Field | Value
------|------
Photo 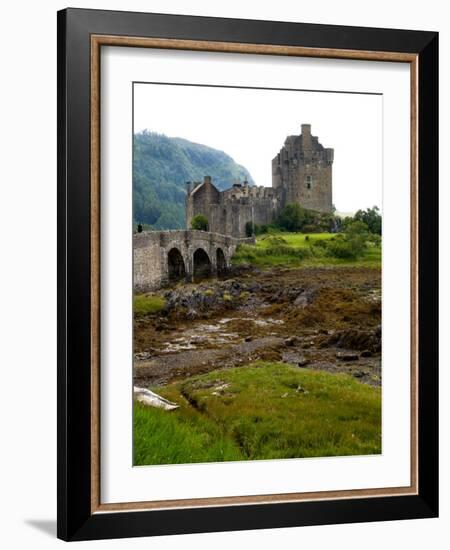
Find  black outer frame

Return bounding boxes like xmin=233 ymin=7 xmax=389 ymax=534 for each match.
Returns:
xmin=57 ymin=8 xmax=439 ymax=542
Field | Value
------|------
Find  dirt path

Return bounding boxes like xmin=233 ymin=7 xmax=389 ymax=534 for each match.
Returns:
xmin=134 ymin=336 xmax=284 ymax=386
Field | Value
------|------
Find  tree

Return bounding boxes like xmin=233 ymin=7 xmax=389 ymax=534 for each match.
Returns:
xmin=191 ymin=214 xmax=209 ymax=231
xmin=354 ymin=206 xmax=382 ymax=235
xmin=276 ymin=204 xmax=309 ymax=232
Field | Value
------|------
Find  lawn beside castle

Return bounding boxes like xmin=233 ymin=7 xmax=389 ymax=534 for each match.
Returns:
xmin=232 ymin=232 xmax=381 ymax=269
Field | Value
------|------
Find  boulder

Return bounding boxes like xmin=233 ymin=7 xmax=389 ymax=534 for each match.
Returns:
xmin=336 ymin=351 xmax=359 ymax=361
xmin=284 ymin=336 xmax=300 ymax=347
xmin=134 ymin=387 xmax=179 ymax=410
xmin=322 ymin=327 xmax=381 ymax=352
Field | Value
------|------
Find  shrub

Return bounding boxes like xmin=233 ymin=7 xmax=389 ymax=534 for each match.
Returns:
xmin=251 ymin=223 xmax=275 ymax=236
xmin=275 ymin=204 xmax=338 ymax=233
xmin=133 ymin=294 xmax=166 ymax=316
xmin=276 ymin=203 xmax=311 ymax=231
xmin=308 ymin=221 xmax=370 ymax=260
xmin=258 ymin=244 xmax=312 ymax=259
xmin=262 ymin=235 xmax=288 ymax=246
xmin=368 ymin=233 xmax=382 ymax=247
xmin=302 ymin=224 xmax=321 ymax=233
xmin=234 ymin=244 xmax=257 ymax=261
xmin=326 ymin=238 xmax=360 ymax=259
xmin=311 ymin=238 xmax=328 ymax=249
xmin=345 ymin=220 xmax=369 ymax=236
xmin=191 ymin=214 xmax=209 ymax=231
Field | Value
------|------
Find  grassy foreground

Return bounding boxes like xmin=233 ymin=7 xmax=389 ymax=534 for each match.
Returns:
xmin=134 ymin=362 xmax=381 ymax=466
xmin=232 ymin=232 xmax=381 ymax=268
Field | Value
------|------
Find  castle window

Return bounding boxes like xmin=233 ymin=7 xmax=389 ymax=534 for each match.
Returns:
xmin=306 ymin=175 xmax=312 ymax=189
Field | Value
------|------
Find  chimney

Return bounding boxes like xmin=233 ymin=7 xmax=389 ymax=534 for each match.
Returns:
xmin=204 ymin=175 xmax=212 ymax=184
xmin=301 ymin=123 xmax=311 ymax=135
xmin=301 ymin=124 xmax=312 ymax=149
xmin=186 ymin=181 xmax=192 ymax=194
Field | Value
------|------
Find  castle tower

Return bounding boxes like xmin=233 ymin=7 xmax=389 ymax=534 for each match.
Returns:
xmin=185 ymin=175 xmax=221 ymax=231
xmin=271 ymin=124 xmax=334 ymax=213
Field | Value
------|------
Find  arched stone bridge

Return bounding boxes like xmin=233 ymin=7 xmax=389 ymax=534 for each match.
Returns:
xmin=134 ymin=230 xmax=255 ymax=292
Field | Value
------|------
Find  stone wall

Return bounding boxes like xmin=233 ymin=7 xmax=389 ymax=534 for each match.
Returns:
xmin=186 ymin=177 xmax=282 ymax=238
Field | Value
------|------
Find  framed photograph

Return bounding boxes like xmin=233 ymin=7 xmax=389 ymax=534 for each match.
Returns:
xmin=57 ymin=8 xmax=438 ymax=541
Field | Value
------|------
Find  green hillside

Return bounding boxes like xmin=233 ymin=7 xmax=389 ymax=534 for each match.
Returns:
xmin=133 ymin=131 xmax=254 ymax=230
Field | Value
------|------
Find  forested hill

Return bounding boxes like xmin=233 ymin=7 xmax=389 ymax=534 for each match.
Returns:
xmin=133 ymin=131 xmax=254 ymax=230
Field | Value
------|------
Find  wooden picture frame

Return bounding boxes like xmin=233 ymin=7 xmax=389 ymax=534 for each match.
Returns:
xmin=57 ymin=8 xmax=438 ymax=541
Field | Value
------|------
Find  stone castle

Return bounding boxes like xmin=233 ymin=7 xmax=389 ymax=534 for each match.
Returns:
xmin=186 ymin=124 xmax=334 ymax=238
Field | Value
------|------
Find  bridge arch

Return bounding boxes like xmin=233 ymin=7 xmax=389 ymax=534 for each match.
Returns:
xmin=134 ymin=230 xmax=255 ymax=292
xmin=193 ymin=248 xmax=212 ymax=280
xmin=216 ymin=247 xmax=227 ymax=275
xmin=167 ymin=247 xmax=186 ymax=282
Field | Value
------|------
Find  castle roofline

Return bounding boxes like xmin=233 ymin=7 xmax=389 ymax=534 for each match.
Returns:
xmin=190 ymin=182 xmax=205 ymax=196
xmin=190 ymin=176 xmax=219 ymax=196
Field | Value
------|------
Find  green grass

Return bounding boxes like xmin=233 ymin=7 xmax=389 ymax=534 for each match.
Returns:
xmin=134 ymin=402 xmax=243 ymax=465
xmin=232 ymin=232 xmax=381 ymax=268
xmin=133 ymin=293 xmax=166 ymax=316
xmin=134 ymin=362 xmax=381 ymax=465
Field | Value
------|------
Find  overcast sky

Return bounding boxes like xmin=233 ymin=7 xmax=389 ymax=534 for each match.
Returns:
xmin=134 ymin=83 xmax=382 ymax=214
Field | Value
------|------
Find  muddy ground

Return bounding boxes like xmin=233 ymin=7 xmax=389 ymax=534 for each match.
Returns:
xmin=134 ymin=265 xmax=381 ymax=388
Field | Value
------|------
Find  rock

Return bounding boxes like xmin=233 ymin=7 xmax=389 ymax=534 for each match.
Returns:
xmin=134 ymin=387 xmax=179 ymax=410
xmin=322 ymin=328 xmax=381 ymax=352
xmin=360 ymin=349 xmax=372 ymax=357
xmin=186 ymin=308 xmax=198 ymax=319
xmin=244 ymin=335 xmax=253 ymax=342
xmin=353 ymin=370 xmax=366 ymax=378
xmin=211 ymin=383 xmax=232 ymax=396
xmin=297 ymin=357 xmax=309 ymax=367
xmin=284 ymin=336 xmax=300 ymax=347
xmin=336 ymin=351 xmax=359 ymax=361
xmin=134 ymin=349 xmax=155 ymax=361
xmin=294 ymin=294 xmax=309 ymax=307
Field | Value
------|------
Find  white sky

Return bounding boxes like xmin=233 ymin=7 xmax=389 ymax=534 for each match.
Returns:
xmin=134 ymin=83 xmax=382 ymax=214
